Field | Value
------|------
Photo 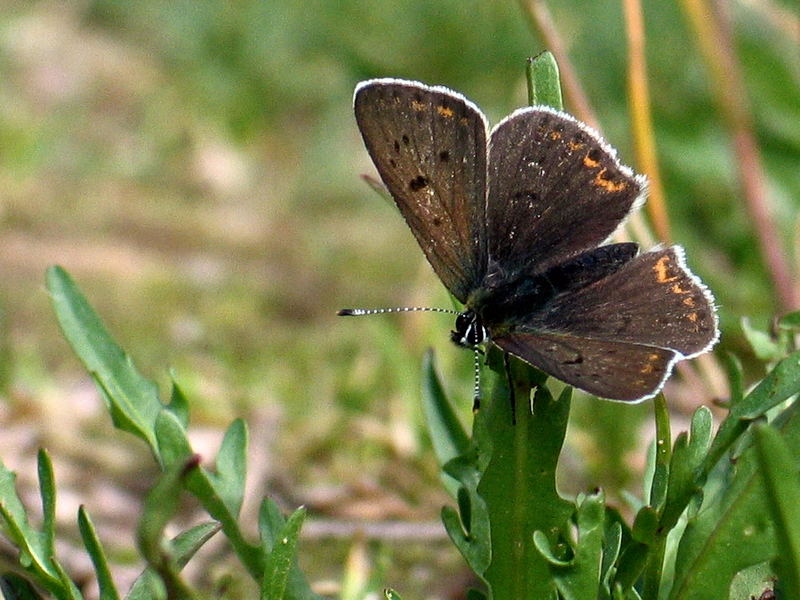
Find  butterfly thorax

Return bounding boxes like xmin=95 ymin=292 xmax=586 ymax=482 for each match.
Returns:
xmin=466 ymin=270 xmax=561 ymax=331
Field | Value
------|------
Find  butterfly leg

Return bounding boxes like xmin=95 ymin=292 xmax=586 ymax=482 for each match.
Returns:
xmin=503 ymin=352 xmax=517 ymax=425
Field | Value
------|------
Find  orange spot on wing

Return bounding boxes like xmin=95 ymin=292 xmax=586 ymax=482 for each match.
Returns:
xmin=593 ymin=168 xmax=627 ymax=192
xmin=687 ymin=312 xmax=698 ymax=322
xmin=436 ymin=105 xmax=454 ymax=118
xmin=671 ymin=283 xmax=690 ymax=294
xmin=683 ymin=297 xmax=696 ymax=307
xmin=569 ymin=140 xmax=585 ymax=151
xmin=411 ymin=100 xmax=425 ymax=111
xmin=583 ymin=155 xmax=600 ymax=168
xmin=654 ymin=256 xmax=679 ymax=283
xmin=640 ymin=353 xmax=662 ymax=374
xmin=549 ymin=130 xmax=562 ymax=140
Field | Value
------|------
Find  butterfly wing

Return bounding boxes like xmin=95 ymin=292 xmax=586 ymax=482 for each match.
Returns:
xmin=496 ymin=333 xmax=677 ymax=401
xmin=484 ymin=107 xmax=646 ymax=285
xmin=354 ymin=79 xmax=490 ymax=303
xmin=491 ymin=246 xmax=718 ymax=401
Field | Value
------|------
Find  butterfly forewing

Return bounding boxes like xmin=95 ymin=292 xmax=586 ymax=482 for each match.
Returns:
xmin=485 ymin=108 xmax=646 ymax=281
xmin=354 ymin=80 xmax=490 ymax=302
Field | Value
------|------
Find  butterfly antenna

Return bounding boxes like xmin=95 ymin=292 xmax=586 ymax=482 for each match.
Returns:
xmin=472 ymin=347 xmax=482 ymax=412
xmin=337 ymin=306 xmax=459 ymax=316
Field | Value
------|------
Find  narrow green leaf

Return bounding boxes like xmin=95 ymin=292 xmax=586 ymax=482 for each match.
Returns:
xmin=46 ymin=266 xmax=163 ymax=451
xmin=631 ymin=506 xmax=659 ymax=545
xmin=649 ymin=394 xmax=671 ymax=510
xmin=261 ymin=508 xmax=306 ymax=600
xmin=209 ymin=419 xmax=248 ymax=518
xmin=753 ymin=425 xmax=800 ymax=599
xmin=421 ymin=350 xmax=470 ymax=498
xmin=383 ymin=589 xmax=402 ymax=600
xmin=51 ymin=560 xmax=84 ymax=600
xmin=36 ymin=450 xmax=56 ymax=556
xmin=78 ymin=507 xmax=121 ymax=600
xmin=661 ymin=407 xmax=713 ymax=530
xmin=257 ymin=499 xmax=324 ymax=600
xmin=526 ymin=51 xmax=564 ymax=109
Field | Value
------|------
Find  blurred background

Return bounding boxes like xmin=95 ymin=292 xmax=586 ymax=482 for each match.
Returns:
xmin=0 ymin=0 xmax=798 ymax=597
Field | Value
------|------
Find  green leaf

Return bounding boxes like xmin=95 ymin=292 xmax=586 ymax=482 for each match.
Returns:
xmin=208 ymin=419 xmax=248 ymax=518
xmin=127 ymin=522 xmax=220 ymax=600
xmin=477 ymin=353 xmax=573 ymax=599
xmin=78 ymin=507 xmax=121 ymax=600
xmin=667 ymin=402 xmax=800 ymax=599
xmin=441 ymin=448 xmax=492 ymax=574
xmin=535 ymin=491 xmax=606 ymax=600
xmin=649 ymin=394 xmax=672 ymax=510
xmin=46 ymin=266 xmax=163 ymax=452
xmin=706 ymin=347 xmax=800 ymax=473
xmin=137 ymin=459 xmax=193 ymax=565
xmin=421 ymin=350 xmax=470 ymax=498
xmin=261 ymin=507 xmax=306 ymax=600
xmin=257 ymin=499 xmax=323 ymax=600
xmin=753 ymin=425 xmax=800 ymax=599
xmin=136 ymin=457 xmax=199 ymax=600
xmin=0 ymin=460 xmax=61 ymax=590
xmin=526 ymin=51 xmax=564 ymax=110
xmin=36 ymin=450 xmax=56 ymax=558
xmin=741 ymin=317 xmax=782 ymax=361
xmin=383 ymin=590 xmax=402 ymax=600
xmin=661 ymin=407 xmax=713 ymax=530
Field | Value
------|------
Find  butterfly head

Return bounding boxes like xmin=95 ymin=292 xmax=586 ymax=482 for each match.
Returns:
xmin=450 ymin=310 xmax=489 ymax=349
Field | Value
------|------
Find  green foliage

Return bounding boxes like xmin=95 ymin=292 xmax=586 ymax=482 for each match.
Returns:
xmin=0 ymin=266 xmax=322 ymax=599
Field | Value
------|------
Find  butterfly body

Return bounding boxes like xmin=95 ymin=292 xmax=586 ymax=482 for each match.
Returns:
xmin=349 ymin=78 xmax=719 ymax=402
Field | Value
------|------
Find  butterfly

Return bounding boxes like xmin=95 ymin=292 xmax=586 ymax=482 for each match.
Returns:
xmin=340 ymin=79 xmax=718 ymax=402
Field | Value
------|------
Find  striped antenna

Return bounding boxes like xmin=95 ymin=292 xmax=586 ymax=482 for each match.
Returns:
xmin=337 ymin=306 xmax=459 ymax=316
xmin=338 ymin=305 xmax=484 ymax=409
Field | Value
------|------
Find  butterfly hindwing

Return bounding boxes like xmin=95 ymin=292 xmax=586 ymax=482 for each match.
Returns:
xmin=354 ymin=79 xmax=490 ymax=302
xmin=491 ymin=246 xmax=718 ymax=399
xmin=485 ymin=108 xmax=646 ymax=281
xmin=494 ymin=333 xmax=677 ymax=401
